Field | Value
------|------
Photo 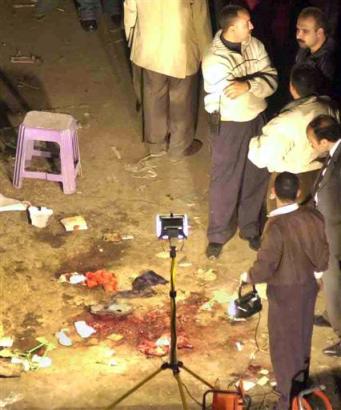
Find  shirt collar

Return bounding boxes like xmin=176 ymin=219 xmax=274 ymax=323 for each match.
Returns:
xmin=269 ymin=203 xmax=299 ymax=218
xmin=329 ymin=139 xmax=341 ymax=157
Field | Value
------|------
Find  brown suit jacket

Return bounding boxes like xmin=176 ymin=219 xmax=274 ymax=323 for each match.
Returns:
xmin=248 ymin=206 xmax=329 ymax=286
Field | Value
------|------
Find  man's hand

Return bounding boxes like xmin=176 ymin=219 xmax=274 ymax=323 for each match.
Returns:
xmin=240 ymin=271 xmax=250 ymax=284
xmin=224 ymin=81 xmax=250 ymax=99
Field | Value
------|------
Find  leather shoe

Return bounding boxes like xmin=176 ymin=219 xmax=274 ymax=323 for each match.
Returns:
xmin=247 ymin=236 xmax=261 ymax=251
xmin=206 ymin=242 xmax=223 ymax=259
xmin=313 ymin=314 xmax=331 ymax=327
xmin=183 ymin=139 xmax=203 ymax=157
xmin=322 ymin=342 xmax=341 ymax=357
xmin=80 ymin=19 xmax=98 ymax=32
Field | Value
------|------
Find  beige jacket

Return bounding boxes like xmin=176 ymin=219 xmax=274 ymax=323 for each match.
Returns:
xmin=124 ymin=0 xmax=212 ymax=79
xmin=202 ymin=31 xmax=278 ymax=122
xmin=248 ymin=96 xmax=340 ymax=174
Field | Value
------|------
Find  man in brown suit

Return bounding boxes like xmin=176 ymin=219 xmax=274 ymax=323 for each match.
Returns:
xmin=240 ymin=172 xmax=329 ymax=410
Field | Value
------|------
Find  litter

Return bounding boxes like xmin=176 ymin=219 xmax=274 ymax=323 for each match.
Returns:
xmin=74 ymin=321 xmax=96 ymax=338
xmin=197 ymin=268 xmax=217 ymax=282
xmin=0 ymin=193 xmax=28 ymax=212
xmin=61 ymin=215 xmax=88 ymax=231
xmin=69 ymin=273 xmax=86 ymax=284
xmin=0 ymin=337 xmax=14 ymax=348
xmin=90 ymin=302 xmax=133 ymax=317
xmin=121 ymin=234 xmax=134 ymax=240
xmin=156 ymin=251 xmax=169 ymax=259
xmin=125 ymin=162 xmax=158 ymax=179
xmin=111 ymin=146 xmax=122 ymax=160
xmin=132 ymin=270 xmax=168 ymax=291
xmin=31 ymin=354 xmax=52 ymax=368
xmin=235 ymin=341 xmax=244 ymax=352
xmin=0 ymin=359 xmax=22 ymax=377
xmin=259 ymin=369 xmax=269 ymax=375
xmin=107 ymin=333 xmax=123 ymax=342
xmin=13 ymin=3 xmax=36 ymax=8
xmin=257 ymin=376 xmax=269 ymax=386
xmin=103 ymin=232 xmax=122 ymax=243
xmin=10 ymin=55 xmax=42 ymax=64
xmin=85 ymin=270 xmax=118 ymax=292
xmin=28 ymin=206 xmax=53 ymax=228
xmin=11 ymin=357 xmax=30 ymax=372
xmin=0 ymin=392 xmax=24 ymax=408
xmin=178 ymin=257 xmax=192 ymax=267
xmin=55 ymin=330 xmax=72 ymax=346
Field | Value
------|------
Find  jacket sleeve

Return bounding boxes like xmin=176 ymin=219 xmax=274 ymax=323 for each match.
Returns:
xmin=124 ymin=0 xmax=137 ymax=46
xmin=248 ymin=221 xmax=283 ymax=284
xmin=247 ymin=40 xmax=278 ymax=99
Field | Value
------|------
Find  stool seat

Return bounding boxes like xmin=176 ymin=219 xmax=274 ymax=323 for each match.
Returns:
xmin=13 ymin=111 xmax=81 ymax=195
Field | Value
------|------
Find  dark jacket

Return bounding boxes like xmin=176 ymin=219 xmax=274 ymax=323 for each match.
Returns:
xmin=248 ymin=206 xmax=329 ymax=286
xmin=296 ymin=37 xmax=336 ymax=84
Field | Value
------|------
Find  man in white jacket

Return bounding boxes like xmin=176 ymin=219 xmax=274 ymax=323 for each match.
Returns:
xmin=202 ymin=4 xmax=277 ymax=258
xmin=124 ymin=0 xmax=212 ymax=160
xmin=248 ymin=64 xmax=339 ymax=202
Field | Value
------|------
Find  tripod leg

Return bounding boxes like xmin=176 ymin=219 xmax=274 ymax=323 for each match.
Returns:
xmin=106 ymin=367 xmax=164 ymax=409
xmin=174 ymin=372 xmax=189 ymax=410
xmin=181 ymin=364 xmax=214 ymax=389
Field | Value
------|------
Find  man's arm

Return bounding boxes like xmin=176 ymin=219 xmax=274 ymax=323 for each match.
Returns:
xmin=247 ymin=40 xmax=278 ymax=99
xmin=248 ymin=222 xmax=283 ymax=284
xmin=124 ymin=0 xmax=137 ymax=46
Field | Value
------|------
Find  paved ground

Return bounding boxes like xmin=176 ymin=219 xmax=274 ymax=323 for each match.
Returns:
xmin=0 ymin=1 xmax=340 ymax=409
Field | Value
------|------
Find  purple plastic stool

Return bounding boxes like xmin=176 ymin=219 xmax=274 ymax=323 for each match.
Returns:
xmin=13 ymin=111 xmax=81 ymax=195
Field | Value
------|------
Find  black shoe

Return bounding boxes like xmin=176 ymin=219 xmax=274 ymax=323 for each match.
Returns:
xmin=313 ymin=314 xmax=331 ymax=327
xmin=247 ymin=236 xmax=261 ymax=251
xmin=206 ymin=242 xmax=223 ymax=259
xmin=80 ymin=19 xmax=98 ymax=32
xmin=183 ymin=139 xmax=203 ymax=157
xmin=322 ymin=342 xmax=341 ymax=357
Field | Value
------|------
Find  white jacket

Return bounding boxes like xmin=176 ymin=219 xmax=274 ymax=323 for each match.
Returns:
xmin=124 ymin=0 xmax=212 ymax=78
xmin=202 ymin=31 xmax=278 ymax=122
xmin=248 ymin=96 xmax=340 ymax=173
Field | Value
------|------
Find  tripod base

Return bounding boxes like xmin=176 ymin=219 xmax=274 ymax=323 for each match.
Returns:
xmin=106 ymin=360 xmax=214 ymax=410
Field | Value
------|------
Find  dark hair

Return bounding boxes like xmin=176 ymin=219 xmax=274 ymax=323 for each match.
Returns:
xmin=290 ymin=64 xmax=322 ymax=97
xmin=274 ymin=172 xmax=299 ymax=201
xmin=307 ymin=115 xmax=341 ymax=142
xmin=298 ymin=7 xmax=329 ymax=35
xmin=219 ymin=4 xmax=248 ymax=31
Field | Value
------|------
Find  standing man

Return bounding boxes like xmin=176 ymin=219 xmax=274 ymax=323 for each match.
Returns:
xmin=296 ymin=7 xmax=336 ymax=93
xmin=124 ymin=0 xmax=212 ymax=160
xmin=307 ymin=115 xmax=341 ymax=357
xmin=202 ymin=4 xmax=278 ymax=258
xmin=240 ymin=172 xmax=329 ymax=410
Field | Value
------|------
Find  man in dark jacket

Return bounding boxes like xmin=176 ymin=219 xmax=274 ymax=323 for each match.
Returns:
xmin=241 ymin=172 xmax=329 ymax=410
xmin=307 ymin=114 xmax=341 ymax=357
xmin=296 ymin=7 xmax=336 ymax=94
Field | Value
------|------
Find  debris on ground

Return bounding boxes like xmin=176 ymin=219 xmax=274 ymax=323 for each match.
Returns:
xmin=257 ymin=376 xmax=269 ymax=386
xmin=0 ymin=359 xmax=22 ymax=377
xmin=31 ymin=354 xmax=52 ymax=368
xmin=10 ymin=54 xmax=42 ymax=64
xmin=0 ymin=336 xmax=14 ymax=348
xmin=74 ymin=321 xmax=96 ymax=338
xmin=155 ymin=251 xmax=169 ymax=259
xmin=178 ymin=257 xmax=192 ymax=267
xmin=58 ymin=272 xmax=86 ymax=284
xmin=137 ymin=333 xmax=193 ymax=357
xmin=106 ymin=333 xmax=124 ymax=342
xmin=125 ymin=162 xmax=157 ymax=179
xmin=0 ymin=193 xmax=28 ymax=212
xmin=113 ymin=270 xmax=168 ymax=298
xmin=0 ymin=392 xmax=24 ymax=408
xmin=55 ymin=329 xmax=72 ymax=346
xmin=85 ymin=270 xmax=118 ymax=292
xmin=103 ymin=232 xmax=122 ymax=243
xmin=111 ymin=146 xmax=122 ymax=160
xmin=28 ymin=206 xmax=53 ymax=228
xmin=60 ymin=215 xmax=88 ymax=231
xmin=90 ymin=302 xmax=133 ymax=318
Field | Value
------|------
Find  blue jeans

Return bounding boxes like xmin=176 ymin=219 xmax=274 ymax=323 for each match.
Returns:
xmin=78 ymin=0 xmax=122 ymax=19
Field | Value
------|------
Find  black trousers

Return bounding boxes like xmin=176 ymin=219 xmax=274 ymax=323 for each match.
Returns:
xmin=207 ymin=114 xmax=269 ymax=244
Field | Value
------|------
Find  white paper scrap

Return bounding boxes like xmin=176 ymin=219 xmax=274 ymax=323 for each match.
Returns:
xmin=74 ymin=321 xmax=96 ymax=338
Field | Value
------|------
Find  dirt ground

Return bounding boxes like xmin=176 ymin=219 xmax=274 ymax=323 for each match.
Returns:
xmin=0 ymin=1 xmax=340 ymax=409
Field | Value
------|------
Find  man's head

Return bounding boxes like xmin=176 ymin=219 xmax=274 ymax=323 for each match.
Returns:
xmin=296 ymin=7 xmax=328 ymax=53
xmin=307 ymin=115 xmax=341 ymax=154
xmin=289 ymin=64 xmax=322 ymax=99
xmin=274 ymin=172 xmax=299 ymax=203
xmin=219 ymin=5 xmax=253 ymax=43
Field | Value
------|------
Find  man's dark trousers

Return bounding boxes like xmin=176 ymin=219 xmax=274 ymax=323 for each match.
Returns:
xmin=208 ymin=114 xmax=269 ymax=244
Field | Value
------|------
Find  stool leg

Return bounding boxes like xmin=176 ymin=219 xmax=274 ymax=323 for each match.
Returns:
xmin=59 ymin=132 xmax=76 ymax=194
xmin=73 ymin=129 xmax=82 ymax=176
xmin=13 ymin=127 xmax=27 ymax=189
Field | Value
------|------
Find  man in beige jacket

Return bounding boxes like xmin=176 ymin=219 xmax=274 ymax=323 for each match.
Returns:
xmin=124 ymin=0 xmax=212 ymax=160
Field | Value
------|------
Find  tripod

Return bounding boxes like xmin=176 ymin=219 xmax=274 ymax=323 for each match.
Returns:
xmin=107 ymin=242 xmax=214 ymax=409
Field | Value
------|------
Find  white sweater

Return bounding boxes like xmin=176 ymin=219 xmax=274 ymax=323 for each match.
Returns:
xmin=248 ymin=96 xmax=340 ymax=173
xmin=202 ymin=31 xmax=278 ymax=122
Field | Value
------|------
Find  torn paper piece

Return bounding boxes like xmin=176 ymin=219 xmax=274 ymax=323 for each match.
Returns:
xmin=55 ymin=330 xmax=72 ymax=347
xmin=74 ymin=321 xmax=96 ymax=338
xmin=61 ymin=216 xmax=88 ymax=231
xmin=0 ymin=193 xmax=28 ymax=212
xmin=0 ymin=337 xmax=14 ymax=348
xmin=31 ymin=355 xmax=52 ymax=368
